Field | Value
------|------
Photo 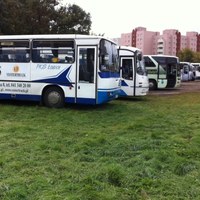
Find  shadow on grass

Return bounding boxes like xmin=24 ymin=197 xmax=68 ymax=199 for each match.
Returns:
xmin=0 ymin=95 xmax=150 ymax=112
xmin=0 ymin=99 xmax=117 ymax=111
xmin=0 ymin=99 xmax=40 ymax=107
xmin=117 ymin=96 xmax=149 ymax=102
xmin=70 ymin=96 xmax=151 ymax=111
xmin=116 ymin=95 xmax=149 ymax=103
xmin=65 ymin=100 xmax=117 ymax=111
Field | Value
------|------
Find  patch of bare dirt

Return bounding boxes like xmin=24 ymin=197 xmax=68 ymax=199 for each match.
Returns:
xmin=149 ymin=80 xmax=200 ymax=96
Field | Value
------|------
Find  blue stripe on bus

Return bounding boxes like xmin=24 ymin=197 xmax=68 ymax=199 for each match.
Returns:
xmin=65 ymin=87 xmax=120 ymax=105
xmin=0 ymin=89 xmax=119 ymax=105
xmin=75 ymin=98 xmax=96 ymax=105
xmin=0 ymin=94 xmax=41 ymax=101
xmin=97 ymin=89 xmax=119 ymax=104
xmin=121 ymin=80 xmax=128 ymax=86
xmin=32 ymin=67 xmax=120 ymax=87
xmin=118 ymin=90 xmax=128 ymax=97
xmin=33 ymin=66 xmax=73 ymax=86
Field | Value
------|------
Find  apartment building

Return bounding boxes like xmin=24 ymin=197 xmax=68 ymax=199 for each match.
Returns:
xmin=114 ymin=27 xmax=200 ymax=56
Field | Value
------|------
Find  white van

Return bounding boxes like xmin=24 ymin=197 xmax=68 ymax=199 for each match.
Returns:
xmin=179 ymin=62 xmax=195 ymax=81
xmin=191 ymin=63 xmax=200 ymax=80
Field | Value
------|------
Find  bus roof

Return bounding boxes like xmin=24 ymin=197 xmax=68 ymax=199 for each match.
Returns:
xmin=144 ymin=54 xmax=178 ymax=58
xmin=118 ymin=46 xmax=141 ymax=52
xmin=118 ymin=46 xmax=142 ymax=56
xmin=0 ymin=34 xmax=99 ymax=39
xmin=0 ymin=34 xmax=116 ymax=44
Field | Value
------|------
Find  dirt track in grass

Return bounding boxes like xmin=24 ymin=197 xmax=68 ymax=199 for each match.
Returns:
xmin=148 ymin=80 xmax=200 ymax=96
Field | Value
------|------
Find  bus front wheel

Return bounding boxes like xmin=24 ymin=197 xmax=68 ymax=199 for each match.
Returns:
xmin=149 ymin=80 xmax=157 ymax=90
xmin=43 ymin=86 xmax=65 ymax=108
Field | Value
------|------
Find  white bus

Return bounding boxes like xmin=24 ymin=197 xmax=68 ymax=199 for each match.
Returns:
xmin=143 ymin=55 xmax=181 ymax=90
xmin=118 ymin=46 xmax=149 ymax=96
xmin=0 ymin=34 xmax=121 ymax=107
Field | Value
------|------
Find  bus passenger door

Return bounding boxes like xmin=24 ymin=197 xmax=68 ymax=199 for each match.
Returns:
xmin=158 ymin=64 xmax=168 ymax=88
xmin=76 ymin=46 xmax=96 ymax=104
xmin=120 ymin=57 xmax=135 ymax=96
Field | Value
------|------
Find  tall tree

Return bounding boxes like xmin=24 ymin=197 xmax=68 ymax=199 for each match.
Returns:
xmin=52 ymin=4 xmax=91 ymax=34
xmin=0 ymin=0 xmax=91 ymax=35
xmin=0 ymin=0 xmax=22 ymax=34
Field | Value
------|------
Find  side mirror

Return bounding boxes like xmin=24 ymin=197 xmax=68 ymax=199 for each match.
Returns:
xmin=138 ymin=54 xmax=142 ymax=61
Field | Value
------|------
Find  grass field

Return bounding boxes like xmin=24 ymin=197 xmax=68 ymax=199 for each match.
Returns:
xmin=0 ymin=92 xmax=200 ymax=200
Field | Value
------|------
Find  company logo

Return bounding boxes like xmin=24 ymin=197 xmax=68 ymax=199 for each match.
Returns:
xmin=13 ymin=65 xmax=20 ymax=73
xmin=6 ymin=65 xmax=25 ymax=77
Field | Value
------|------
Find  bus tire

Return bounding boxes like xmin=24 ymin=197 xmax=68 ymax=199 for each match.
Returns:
xmin=149 ymin=79 xmax=157 ymax=90
xmin=43 ymin=86 xmax=65 ymax=108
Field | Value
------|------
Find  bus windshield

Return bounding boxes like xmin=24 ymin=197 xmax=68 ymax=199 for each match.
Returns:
xmin=152 ymin=56 xmax=178 ymax=73
xmin=99 ymin=39 xmax=119 ymax=72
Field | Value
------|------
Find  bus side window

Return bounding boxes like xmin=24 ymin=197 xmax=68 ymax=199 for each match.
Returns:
xmin=32 ymin=40 xmax=75 ymax=63
xmin=0 ymin=54 xmax=9 ymax=62
xmin=144 ymin=57 xmax=156 ymax=67
xmin=0 ymin=40 xmax=30 ymax=63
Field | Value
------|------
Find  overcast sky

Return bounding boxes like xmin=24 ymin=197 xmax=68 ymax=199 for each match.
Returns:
xmin=62 ymin=0 xmax=200 ymax=38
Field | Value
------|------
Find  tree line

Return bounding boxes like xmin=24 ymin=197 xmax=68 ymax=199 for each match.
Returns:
xmin=1 ymin=0 xmax=200 ymax=63
xmin=178 ymin=48 xmax=200 ymax=63
xmin=0 ymin=0 xmax=91 ymax=35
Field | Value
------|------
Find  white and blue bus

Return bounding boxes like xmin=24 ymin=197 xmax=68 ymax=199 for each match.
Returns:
xmin=118 ymin=46 xmax=149 ymax=97
xmin=0 ymin=34 xmax=120 ymax=107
